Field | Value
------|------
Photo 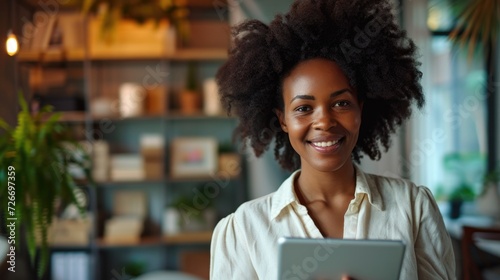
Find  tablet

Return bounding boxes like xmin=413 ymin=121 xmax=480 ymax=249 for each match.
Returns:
xmin=278 ymin=237 xmax=405 ymax=280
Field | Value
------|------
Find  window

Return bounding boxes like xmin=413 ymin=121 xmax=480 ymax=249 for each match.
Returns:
xmin=423 ymin=0 xmax=487 ymax=198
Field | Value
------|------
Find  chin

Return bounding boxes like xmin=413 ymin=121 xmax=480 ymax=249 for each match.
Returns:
xmin=304 ymin=158 xmax=351 ymax=173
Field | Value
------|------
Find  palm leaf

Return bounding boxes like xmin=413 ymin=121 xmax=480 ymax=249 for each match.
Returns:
xmin=449 ymin=0 xmax=500 ymax=61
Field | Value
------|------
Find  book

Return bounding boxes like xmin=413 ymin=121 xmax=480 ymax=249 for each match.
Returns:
xmin=30 ymin=12 xmax=56 ymax=51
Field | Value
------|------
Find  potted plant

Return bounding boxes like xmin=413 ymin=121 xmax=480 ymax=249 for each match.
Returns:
xmin=179 ymin=61 xmax=202 ymax=114
xmin=448 ymin=182 xmax=476 ymax=219
xmin=0 ymin=94 xmax=92 ymax=278
xmin=170 ymin=185 xmax=216 ymax=232
xmin=67 ymin=0 xmax=190 ymax=43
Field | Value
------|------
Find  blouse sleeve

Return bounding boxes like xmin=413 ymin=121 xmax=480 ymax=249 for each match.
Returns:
xmin=210 ymin=213 xmax=258 ymax=280
xmin=414 ymin=186 xmax=456 ymax=279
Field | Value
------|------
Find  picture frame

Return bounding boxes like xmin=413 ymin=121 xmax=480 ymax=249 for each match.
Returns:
xmin=170 ymin=137 xmax=218 ymax=179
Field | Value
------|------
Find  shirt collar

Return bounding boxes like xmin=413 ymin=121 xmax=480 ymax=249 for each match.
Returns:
xmin=270 ymin=165 xmax=384 ymax=220
xmin=270 ymin=170 xmax=301 ymax=220
xmin=354 ymin=165 xmax=384 ymax=211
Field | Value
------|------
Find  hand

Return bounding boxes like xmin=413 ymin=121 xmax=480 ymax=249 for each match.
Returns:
xmin=341 ymin=275 xmax=356 ymax=280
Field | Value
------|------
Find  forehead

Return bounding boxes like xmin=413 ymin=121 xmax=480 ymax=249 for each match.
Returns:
xmin=282 ymin=58 xmax=351 ymax=94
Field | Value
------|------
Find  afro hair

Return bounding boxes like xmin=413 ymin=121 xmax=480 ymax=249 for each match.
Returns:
xmin=216 ymin=0 xmax=424 ymax=171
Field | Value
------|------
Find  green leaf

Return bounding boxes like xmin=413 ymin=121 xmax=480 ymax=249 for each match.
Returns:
xmin=0 ymin=92 xmax=94 ymax=277
xmin=0 ymin=118 xmax=12 ymax=132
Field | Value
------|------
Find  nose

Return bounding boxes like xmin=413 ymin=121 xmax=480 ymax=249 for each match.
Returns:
xmin=312 ymin=107 xmax=336 ymax=131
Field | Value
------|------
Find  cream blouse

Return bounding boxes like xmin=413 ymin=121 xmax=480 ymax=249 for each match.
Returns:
xmin=210 ymin=166 xmax=456 ymax=279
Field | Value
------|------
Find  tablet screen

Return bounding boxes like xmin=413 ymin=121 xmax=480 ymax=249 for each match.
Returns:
xmin=278 ymin=237 xmax=405 ymax=280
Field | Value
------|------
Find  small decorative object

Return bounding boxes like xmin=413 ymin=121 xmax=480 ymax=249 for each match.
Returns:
xmin=113 ymin=190 xmax=147 ymax=218
xmin=146 ymin=85 xmax=168 ymax=116
xmin=140 ymin=134 xmax=165 ymax=179
xmin=203 ymin=78 xmax=221 ymax=116
xmin=476 ymin=171 xmax=500 ymax=219
xmin=105 ymin=190 xmax=147 ymax=244
xmin=92 ymin=140 xmax=110 ymax=182
xmin=46 ymin=217 xmax=91 ymax=245
xmin=119 ymin=83 xmax=146 ymax=117
xmin=170 ymin=137 xmax=218 ymax=179
xmin=110 ymin=154 xmax=144 ymax=181
xmin=218 ymin=153 xmax=241 ymax=178
xmin=104 ymin=216 xmax=143 ymax=244
xmin=170 ymin=188 xmax=216 ymax=232
xmin=179 ymin=62 xmax=201 ymax=114
xmin=162 ymin=207 xmax=181 ymax=235
xmin=91 ymin=97 xmax=115 ymax=118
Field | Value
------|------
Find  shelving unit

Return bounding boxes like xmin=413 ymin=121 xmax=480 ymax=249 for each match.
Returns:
xmin=16 ymin=1 xmax=241 ymax=279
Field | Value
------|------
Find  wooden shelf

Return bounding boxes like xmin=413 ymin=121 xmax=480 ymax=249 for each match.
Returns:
xmin=97 ymin=236 xmax=163 ymax=248
xmin=36 ymin=111 xmax=89 ymax=123
xmin=18 ymin=48 xmax=227 ymax=62
xmin=168 ymin=175 xmax=239 ymax=183
xmin=18 ymin=48 xmax=86 ymax=63
xmin=96 ymin=179 xmax=166 ymax=187
xmin=34 ymin=112 xmax=235 ymax=124
xmin=164 ymin=231 xmax=213 ymax=244
xmin=48 ymin=243 xmax=90 ymax=250
xmin=96 ymin=231 xmax=212 ymax=248
xmin=89 ymin=113 xmax=235 ymax=122
xmin=168 ymin=49 xmax=228 ymax=61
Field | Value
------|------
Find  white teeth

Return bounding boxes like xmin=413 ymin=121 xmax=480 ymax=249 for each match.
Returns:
xmin=312 ymin=140 xmax=340 ymax=147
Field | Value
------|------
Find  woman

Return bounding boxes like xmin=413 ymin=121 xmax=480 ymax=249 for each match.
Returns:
xmin=210 ymin=0 xmax=456 ymax=279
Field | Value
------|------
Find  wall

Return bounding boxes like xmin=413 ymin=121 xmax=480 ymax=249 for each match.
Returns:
xmin=497 ymin=30 xmax=500 ymax=170
xmin=0 ymin=1 xmax=18 ymax=129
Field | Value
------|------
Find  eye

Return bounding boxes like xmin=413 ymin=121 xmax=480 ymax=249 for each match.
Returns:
xmin=294 ymin=105 xmax=311 ymax=112
xmin=333 ymin=100 xmax=351 ymax=108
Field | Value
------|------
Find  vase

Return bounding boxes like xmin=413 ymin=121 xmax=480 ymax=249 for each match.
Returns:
xmin=476 ymin=183 xmax=500 ymax=219
xmin=179 ymin=90 xmax=201 ymax=114
xmin=449 ymin=200 xmax=463 ymax=219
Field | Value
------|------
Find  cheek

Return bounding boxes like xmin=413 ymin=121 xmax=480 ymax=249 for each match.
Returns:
xmin=285 ymin=116 xmax=308 ymax=135
xmin=343 ymin=112 xmax=362 ymax=134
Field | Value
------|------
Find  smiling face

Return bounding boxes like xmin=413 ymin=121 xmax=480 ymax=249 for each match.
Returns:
xmin=276 ymin=58 xmax=363 ymax=173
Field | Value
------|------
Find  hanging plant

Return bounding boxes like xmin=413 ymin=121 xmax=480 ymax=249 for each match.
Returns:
xmin=0 ymin=93 xmax=93 ymax=278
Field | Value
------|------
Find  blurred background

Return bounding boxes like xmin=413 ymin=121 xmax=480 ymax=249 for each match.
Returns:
xmin=0 ymin=0 xmax=499 ymax=279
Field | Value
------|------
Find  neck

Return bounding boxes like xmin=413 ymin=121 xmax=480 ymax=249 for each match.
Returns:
xmin=295 ymin=161 xmax=356 ymax=204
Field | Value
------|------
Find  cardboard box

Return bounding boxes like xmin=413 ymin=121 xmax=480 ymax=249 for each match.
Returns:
xmin=89 ymin=17 xmax=175 ymax=58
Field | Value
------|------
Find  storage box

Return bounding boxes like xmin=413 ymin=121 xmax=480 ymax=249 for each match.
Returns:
xmin=40 ymin=218 xmax=91 ymax=245
xmin=180 ymin=20 xmax=230 ymax=49
xmin=104 ymin=216 xmax=143 ymax=244
xmin=141 ymin=135 xmax=165 ymax=179
xmin=89 ymin=17 xmax=175 ymax=58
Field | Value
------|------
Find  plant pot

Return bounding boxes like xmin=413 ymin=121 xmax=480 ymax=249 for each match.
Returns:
xmin=449 ymin=200 xmax=463 ymax=219
xmin=179 ymin=90 xmax=201 ymax=114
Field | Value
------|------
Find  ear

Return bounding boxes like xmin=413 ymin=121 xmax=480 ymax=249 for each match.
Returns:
xmin=273 ymin=108 xmax=288 ymax=133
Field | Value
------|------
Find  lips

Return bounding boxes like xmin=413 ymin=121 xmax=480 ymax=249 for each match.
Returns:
xmin=307 ymin=136 xmax=345 ymax=153
xmin=310 ymin=139 xmax=341 ymax=148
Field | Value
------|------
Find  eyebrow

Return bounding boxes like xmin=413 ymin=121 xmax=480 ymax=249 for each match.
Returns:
xmin=290 ymin=88 xmax=352 ymax=103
